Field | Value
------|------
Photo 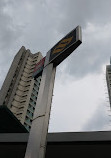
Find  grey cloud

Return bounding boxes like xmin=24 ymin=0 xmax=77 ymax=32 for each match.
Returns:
xmin=56 ymin=0 xmax=111 ymax=34
xmin=50 ymin=0 xmax=111 ymax=78
xmin=0 ymin=0 xmax=111 ymax=84
xmin=65 ymin=31 xmax=111 ymax=78
xmin=0 ymin=0 xmax=23 ymax=51
xmin=0 ymin=0 xmax=24 ymax=88
xmin=82 ymin=103 xmax=109 ymax=131
xmin=3 ymin=0 xmax=63 ymax=55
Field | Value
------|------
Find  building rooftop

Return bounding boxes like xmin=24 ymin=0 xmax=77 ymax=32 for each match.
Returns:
xmin=0 ymin=105 xmax=28 ymax=133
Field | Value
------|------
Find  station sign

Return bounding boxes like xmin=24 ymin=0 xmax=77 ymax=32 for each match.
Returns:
xmin=49 ymin=26 xmax=82 ymax=66
xmin=33 ymin=26 xmax=82 ymax=79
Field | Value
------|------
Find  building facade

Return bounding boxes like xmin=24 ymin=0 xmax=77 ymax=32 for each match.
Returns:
xmin=106 ymin=58 xmax=111 ymax=107
xmin=0 ymin=46 xmax=43 ymax=131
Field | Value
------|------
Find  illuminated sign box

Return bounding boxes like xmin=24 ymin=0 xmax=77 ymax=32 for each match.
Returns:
xmin=33 ymin=26 xmax=82 ymax=79
xmin=49 ymin=26 xmax=82 ymax=66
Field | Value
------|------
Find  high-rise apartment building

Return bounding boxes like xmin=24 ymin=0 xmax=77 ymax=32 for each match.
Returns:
xmin=106 ymin=58 xmax=111 ymax=107
xmin=0 ymin=46 xmax=43 ymax=131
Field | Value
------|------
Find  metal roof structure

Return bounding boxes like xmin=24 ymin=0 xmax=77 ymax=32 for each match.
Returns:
xmin=0 ymin=105 xmax=111 ymax=158
xmin=0 ymin=105 xmax=28 ymax=133
xmin=0 ymin=131 xmax=111 ymax=158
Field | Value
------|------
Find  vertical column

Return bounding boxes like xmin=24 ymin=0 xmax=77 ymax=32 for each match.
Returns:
xmin=25 ymin=61 xmax=56 ymax=158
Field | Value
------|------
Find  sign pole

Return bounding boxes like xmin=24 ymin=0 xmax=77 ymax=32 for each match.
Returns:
xmin=25 ymin=51 xmax=56 ymax=158
xmin=25 ymin=26 xmax=82 ymax=158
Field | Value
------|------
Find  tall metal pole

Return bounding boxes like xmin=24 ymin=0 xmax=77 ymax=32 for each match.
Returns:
xmin=25 ymin=51 xmax=56 ymax=158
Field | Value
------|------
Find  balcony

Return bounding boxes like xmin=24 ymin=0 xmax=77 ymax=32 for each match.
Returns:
xmin=29 ymin=100 xmax=36 ymax=108
xmin=25 ymin=118 xmax=32 ymax=125
xmin=28 ymin=105 xmax=35 ymax=113
xmin=26 ymin=111 xmax=33 ymax=119
xmin=31 ymin=95 xmax=37 ymax=101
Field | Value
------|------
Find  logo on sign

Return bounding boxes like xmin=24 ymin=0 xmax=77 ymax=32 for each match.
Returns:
xmin=52 ymin=36 xmax=73 ymax=54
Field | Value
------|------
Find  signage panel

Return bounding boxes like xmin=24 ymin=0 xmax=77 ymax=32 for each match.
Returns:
xmin=49 ymin=26 xmax=82 ymax=66
xmin=33 ymin=57 xmax=45 ymax=78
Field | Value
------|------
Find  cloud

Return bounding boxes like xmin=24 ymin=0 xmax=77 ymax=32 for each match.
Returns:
xmin=64 ymin=22 xmax=111 ymax=79
xmin=82 ymin=102 xmax=110 ymax=131
xmin=1 ymin=0 xmax=111 ymax=79
xmin=3 ymin=0 xmax=64 ymax=54
xmin=49 ymin=73 xmax=108 ymax=132
xmin=0 ymin=0 xmax=25 ymax=87
xmin=0 ymin=0 xmax=23 ymax=51
xmin=55 ymin=0 xmax=111 ymax=33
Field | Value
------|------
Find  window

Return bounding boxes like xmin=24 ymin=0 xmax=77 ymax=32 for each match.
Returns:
xmin=25 ymin=85 xmax=30 ymax=88
xmin=20 ymin=100 xmax=26 ymax=103
xmin=22 ymin=94 xmax=27 ymax=97
xmin=24 ymin=89 xmax=29 ymax=92
xmin=16 ymin=112 xmax=22 ymax=115
xmin=34 ymin=101 xmax=36 ymax=105
xmin=33 ymin=55 xmax=38 ymax=59
xmin=19 ymin=106 xmax=24 ymax=109
xmin=28 ymin=76 xmax=32 ymax=79
xmin=30 ymin=98 xmax=33 ymax=102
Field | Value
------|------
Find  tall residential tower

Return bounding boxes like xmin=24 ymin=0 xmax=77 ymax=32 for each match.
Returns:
xmin=0 ymin=46 xmax=43 ymax=131
xmin=106 ymin=58 xmax=111 ymax=107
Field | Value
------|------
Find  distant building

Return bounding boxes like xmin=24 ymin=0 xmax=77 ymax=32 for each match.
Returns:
xmin=106 ymin=58 xmax=111 ymax=107
xmin=0 ymin=46 xmax=43 ymax=131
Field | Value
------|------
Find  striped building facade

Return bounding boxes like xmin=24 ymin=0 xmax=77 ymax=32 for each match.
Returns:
xmin=0 ymin=46 xmax=43 ymax=131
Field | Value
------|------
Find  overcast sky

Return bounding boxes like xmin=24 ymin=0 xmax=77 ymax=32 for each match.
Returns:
xmin=0 ymin=0 xmax=111 ymax=132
